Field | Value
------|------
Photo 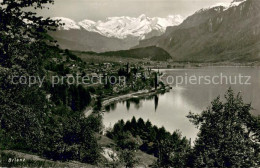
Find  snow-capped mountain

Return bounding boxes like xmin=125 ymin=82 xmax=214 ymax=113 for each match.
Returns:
xmin=230 ymin=0 xmax=247 ymax=7
xmin=52 ymin=14 xmax=184 ymax=40
xmin=52 ymin=17 xmax=81 ymax=30
xmin=197 ymin=0 xmax=246 ymax=13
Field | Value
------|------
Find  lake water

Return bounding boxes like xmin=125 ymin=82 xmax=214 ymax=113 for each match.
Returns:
xmin=103 ymin=67 xmax=260 ymax=143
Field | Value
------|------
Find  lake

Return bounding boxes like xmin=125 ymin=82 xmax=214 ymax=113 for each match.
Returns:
xmin=103 ymin=67 xmax=260 ymax=143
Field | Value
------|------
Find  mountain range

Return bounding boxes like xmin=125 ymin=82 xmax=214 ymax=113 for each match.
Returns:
xmin=50 ymin=0 xmax=260 ymax=62
xmin=49 ymin=15 xmax=184 ymax=52
xmin=135 ymin=0 xmax=260 ymax=62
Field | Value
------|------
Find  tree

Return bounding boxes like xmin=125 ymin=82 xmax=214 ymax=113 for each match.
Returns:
xmin=0 ymin=0 xmax=58 ymax=151
xmin=119 ymin=149 xmax=139 ymax=168
xmin=187 ymin=88 xmax=260 ymax=167
xmin=153 ymin=72 xmax=158 ymax=90
xmin=154 ymin=131 xmax=190 ymax=168
xmin=94 ymin=95 xmax=102 ymax=112
xmin=137 ymin=118 xmax=145 ymax=136
xmin=0 ymin=0 xmax=101 ymax=164
xmin=108 ymin=117 xmax=191 ymax=167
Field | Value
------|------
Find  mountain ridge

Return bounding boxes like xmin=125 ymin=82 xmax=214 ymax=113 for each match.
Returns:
xmin=52 ymin=14 xmax=184 ymax=40
xmin=135 ymin=0 xmax=260 ymax=62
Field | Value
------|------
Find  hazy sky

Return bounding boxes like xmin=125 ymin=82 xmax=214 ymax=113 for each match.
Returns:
xmin=36 ymin=0 xmax=233 ymax=21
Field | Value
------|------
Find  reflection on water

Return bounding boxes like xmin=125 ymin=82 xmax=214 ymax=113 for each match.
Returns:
xmin=105 ymin=94 xmax=161 ymax=113
xmin=103 ymin=67 xmax=260 ymax=143
xmin=154 ymin=95 xmax=159 ymax=111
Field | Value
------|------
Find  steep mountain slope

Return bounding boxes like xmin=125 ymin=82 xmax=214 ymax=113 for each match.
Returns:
xmin=135 ymin=5 xmax=230 ymax=50
xmin=49 ymin=15 xmax=183 ymax=52
xmin=136 ymin=0 xmax=260 ymax=62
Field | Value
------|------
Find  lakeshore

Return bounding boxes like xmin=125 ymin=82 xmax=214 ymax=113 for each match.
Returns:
xmin=84 ymin=86 xmax=171 ymax=117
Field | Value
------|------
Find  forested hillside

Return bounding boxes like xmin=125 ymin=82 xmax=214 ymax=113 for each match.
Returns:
xmin=80 ymin=46 xmax=172 ymax=61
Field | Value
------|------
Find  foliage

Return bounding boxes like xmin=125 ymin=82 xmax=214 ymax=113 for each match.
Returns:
xmin=45 ymin=83 xmax=92 ymax=112
xmin=64 ymin=49 xmax=82 ymax=62
xmin=119 ymin=149 xmax=139 ymax=168
xmin=93 ymin=95 xmax=102 ymax=112
xmin=0 ymin=0 xmax=101 ymax=165
xmin=187 ymin=88 xmax=260 ymax=167
xmin=107 ymin=117 xmax=191 ymax=167
xmin=41 ymin=113 xmax=101 ymax=164
xmin=45 ymin=62 xmax=70 ymax=75
xmin=154 ymin=131 xmax=191 ymax=168
xmin=0 ymin=0 xmax=57 ymax=152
